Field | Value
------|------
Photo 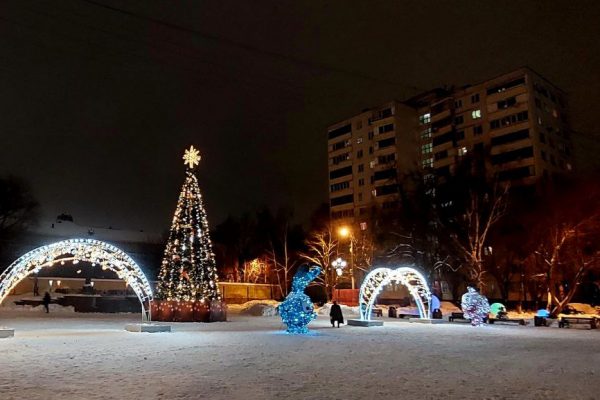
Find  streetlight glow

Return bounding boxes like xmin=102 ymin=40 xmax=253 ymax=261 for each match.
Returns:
xmin=338 ymin=226 xmax=350 ymax=238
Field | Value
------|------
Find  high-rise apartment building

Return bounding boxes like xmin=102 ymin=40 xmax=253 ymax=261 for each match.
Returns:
xmin=327 ymin=101 xmax=418 ymax=223
xmin=327 ymin=67 xmax=574 ymax=226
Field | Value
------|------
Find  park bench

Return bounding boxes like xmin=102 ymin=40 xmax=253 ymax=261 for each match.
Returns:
xmin=488 ymin=317 xmax=526 ymax=326
xmin=448 ymin=312 xmax=490 ymax=324
xmin=371 ymin=308 xmax=383 ymax=317
xmin=398 ymin=313 xmax=420 ymax=319
xmin=448 ymin=312 xmax=468 ymax=322
xmin=558 ymin=316 xmax=597 ymax=329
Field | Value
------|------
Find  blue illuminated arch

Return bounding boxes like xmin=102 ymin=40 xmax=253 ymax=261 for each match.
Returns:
xmin=0 ymin=239 xmax=153 ymax=320
xmin=359 ymin=265 xmax=432 ymax=320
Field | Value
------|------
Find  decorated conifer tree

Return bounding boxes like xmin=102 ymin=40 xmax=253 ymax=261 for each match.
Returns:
xmin=156 ymin=146 xmax=221 ymax=303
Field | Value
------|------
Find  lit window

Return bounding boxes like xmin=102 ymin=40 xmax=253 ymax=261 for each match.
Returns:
xmin=419 ymin=113 xmax=431 ymax=125
xmin=422 ymin=158 xmax=433 ymax=168
xmin=356 ymin=137 xmax=363 ymax=144
xmin=421 ymin=143 xmax=433 ymax=154
xmin=472 ymin=109 xmax=482 ymax=119
xmin=458 ymin=147 xmax=468 ymax=156
xmin=421 ymin=128 xmax=432 ymax=139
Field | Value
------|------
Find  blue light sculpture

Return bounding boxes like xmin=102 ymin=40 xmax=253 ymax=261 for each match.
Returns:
xmin=279 ymin=264 xmax=321 ymax=334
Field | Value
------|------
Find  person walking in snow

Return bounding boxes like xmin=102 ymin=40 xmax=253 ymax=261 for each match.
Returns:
xmin=42 ymin=291 xmax=51 ymax=313
xmin=330 ymin=301 xmax=344 ymax=327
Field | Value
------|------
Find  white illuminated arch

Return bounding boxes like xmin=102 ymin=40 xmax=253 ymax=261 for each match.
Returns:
xmin=0 ymin=239 xmax=153 ymax=320
xmin=359 ymin=265 xmax=432 ymax=320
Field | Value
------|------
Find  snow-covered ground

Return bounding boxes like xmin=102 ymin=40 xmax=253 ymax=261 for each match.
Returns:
xmin=2 ymin=305 xmax=600 ymax=400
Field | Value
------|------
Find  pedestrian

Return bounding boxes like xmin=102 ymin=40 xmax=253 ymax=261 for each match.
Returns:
xmin=330 ymin=301 xmax=344 ymax=328
xmin=33 ymin=276 xmax=39 ymax=297
xmin=43 ymin=291 xmax=51 ymax=313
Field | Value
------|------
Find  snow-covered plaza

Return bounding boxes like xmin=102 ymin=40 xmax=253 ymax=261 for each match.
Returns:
xmin=2 ymin=309 xmax=599 ymax=400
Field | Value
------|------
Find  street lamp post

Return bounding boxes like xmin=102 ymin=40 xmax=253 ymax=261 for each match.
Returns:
xmin=338 ymin=226 xmax=355 ymax=290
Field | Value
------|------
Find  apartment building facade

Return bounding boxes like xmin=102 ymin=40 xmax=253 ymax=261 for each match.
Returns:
xmin=327 ymin=101 xmax=418 ymax=224
xmin=327 ymin=67 xmax=574 ymax=226
xmin=415 ymin=67 xmax=573 ymax=187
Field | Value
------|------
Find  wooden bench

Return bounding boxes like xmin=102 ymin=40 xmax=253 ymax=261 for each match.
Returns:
xmin=448 ymin=312 xmax=468 ymax=322
xmin=559 ymin=316 xmax=597 ymax=329
xmin=489 ymin=318 xmax=526 ymax=326
xmin=371 ymin=308 xmax=383 ymax=317
xmin=449 ymin=312 xmax=490 ymax=324
xmin=398 ymin=313 xmax=420 ymax=319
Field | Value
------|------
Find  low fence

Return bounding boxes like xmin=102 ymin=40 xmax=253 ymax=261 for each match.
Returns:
xmin=10 ymin=277 xmax=280 ymax=304
xmin=333 ymin=289 xmax=359 ymax=306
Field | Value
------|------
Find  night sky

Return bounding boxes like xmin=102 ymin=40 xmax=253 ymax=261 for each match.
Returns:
xmin=1 ymin=1 xmax=599 ymax=233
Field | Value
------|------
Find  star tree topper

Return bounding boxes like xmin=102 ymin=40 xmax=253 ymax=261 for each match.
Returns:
xmin=183 ymin=145 xmax=201 ymax=169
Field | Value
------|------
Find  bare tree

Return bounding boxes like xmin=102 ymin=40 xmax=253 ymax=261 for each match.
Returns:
xmin=531 ymin=213 xmax=600 ymax=316
xmin=267 ymin=223 xmax=297 ymax=298
xmin=448 ymin=184 xmax=510 ymax=293
xmin=0 ymin=176 xmax=38 ymax=240
xmin=301 ymin=227 xmax=337 ymax=301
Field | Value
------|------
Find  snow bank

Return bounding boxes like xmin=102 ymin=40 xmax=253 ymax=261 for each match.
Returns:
xmin=227 ymin=300 xmax=280 ymax=316
xmin=0 ymin=302 xmax=75 ymax=313
xmin=567 ymin=303 xmax=599 ymax=316
xmin=440 ymin=301 xmax=461 ymax=314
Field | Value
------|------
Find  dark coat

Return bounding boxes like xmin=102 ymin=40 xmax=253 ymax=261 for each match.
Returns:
xmin=330 ymin=304 xmax=344 ymax=323
xmin=43 ymin=293 xmax=51 ymax=305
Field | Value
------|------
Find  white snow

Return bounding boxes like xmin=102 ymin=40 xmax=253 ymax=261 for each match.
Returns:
xmin=1 ymin=306 xmax=600 ymax=399
xmin=228 ymin=300 xmax=281 ymax=316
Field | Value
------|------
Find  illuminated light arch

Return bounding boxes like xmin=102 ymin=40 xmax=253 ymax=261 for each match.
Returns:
xmin=359 ymin=265 xmax=432 ymax=320
xmin=0 ymin=239 xmax=153 ymax=320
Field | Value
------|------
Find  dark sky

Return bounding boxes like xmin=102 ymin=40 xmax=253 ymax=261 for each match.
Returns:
xmin=1 ymin=0 xmax=599 ymax=233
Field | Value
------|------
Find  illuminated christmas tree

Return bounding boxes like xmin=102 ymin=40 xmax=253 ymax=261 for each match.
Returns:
xmin=156 ymin=146 xmax=221 ymax=303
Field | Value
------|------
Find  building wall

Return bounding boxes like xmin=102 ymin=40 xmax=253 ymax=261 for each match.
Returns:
xmin=327 ymin=101 xmax=419 ymax=228
xmin=417 ymin=67 xmax=573 ymax=186
xmin=327 ymin=67 xmax=575 ymax=230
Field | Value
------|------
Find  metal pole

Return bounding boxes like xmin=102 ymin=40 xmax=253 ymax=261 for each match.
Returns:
xmin=350 ymin=236 xmax=355 ymax=290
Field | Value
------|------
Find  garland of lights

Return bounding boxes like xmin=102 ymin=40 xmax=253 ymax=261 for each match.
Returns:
xmin=0 ymin=238 xmax=153 ymax=319
xmin=359 ymin=266 xmax=432 ymax=320
xmin=279 ymin=265 xmax=321 ymax=334
xmin=461 ymin=286 xmax=490 ymax=326
xmin=155 ymin=146 xmax=221 ymax=303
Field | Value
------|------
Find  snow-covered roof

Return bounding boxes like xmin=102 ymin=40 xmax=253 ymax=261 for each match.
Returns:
xmin=31 ymin=218 xmax=162 ymax=244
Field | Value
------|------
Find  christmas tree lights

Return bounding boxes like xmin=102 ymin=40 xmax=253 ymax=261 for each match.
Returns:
xmin=279 ymin=265 xmax=321 ymax=334
xmin=155 ymin=146 xmax=221 ymax=304
xmin=461 ymin=286 xmax=490 ymax=326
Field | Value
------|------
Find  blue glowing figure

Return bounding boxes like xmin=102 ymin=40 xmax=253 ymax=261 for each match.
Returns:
xmin=536 ymin=309 xmax=550 ymax=318
xmin=279 ymin=264 xmax=321 ymax=334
